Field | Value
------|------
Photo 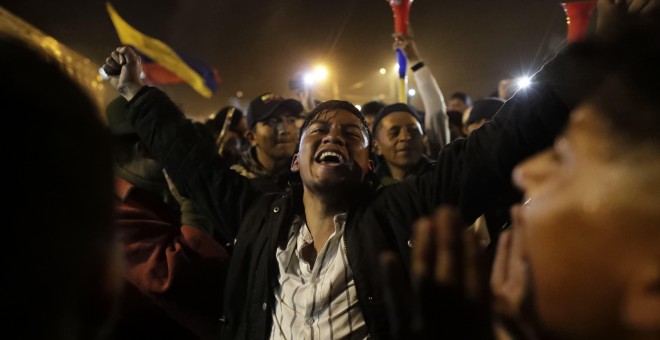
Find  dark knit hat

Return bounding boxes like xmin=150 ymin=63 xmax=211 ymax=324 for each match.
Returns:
xmin=105 ymin=96 xmax=135 ymax=135
xmin=247 ymin=92 xmax=303 ymax=128
xmin=466 ymin=97 xmax=505 ymax=126
xmin=372 ymin=103 xmax=423 ymax=133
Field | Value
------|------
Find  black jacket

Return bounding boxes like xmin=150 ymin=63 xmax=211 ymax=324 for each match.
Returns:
xmin=374 ymin=155 xmax=436 ymax=187
xmin=230 ymin=146 xmax=294 ymax=194
xmin=126 ymin=47 xmax=586 ymax=339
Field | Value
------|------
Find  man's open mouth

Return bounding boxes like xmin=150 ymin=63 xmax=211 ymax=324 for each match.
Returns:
xmin=315 ymin=150 xmax=346 ymax=165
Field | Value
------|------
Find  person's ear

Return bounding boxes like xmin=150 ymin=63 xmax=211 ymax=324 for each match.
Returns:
xmin=368 ymin=159 xmax=374 ymax=172
xmin=244 ymin=129 xmax=258 ymax=147
xmin=291 ymin=153 xmax=300 ymax=172
xmin=373 ymin=140 xmax=382 ymax=156
xmin=622 ymin=263 xmax=660 ymax=331
xmin=422 ymin=134 xmax=430 ymax=154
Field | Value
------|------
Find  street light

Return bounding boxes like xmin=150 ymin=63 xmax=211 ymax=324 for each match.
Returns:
xmin=516 ymin=75 xmax=532 ymax=89
xmin=313 ymin=65 xmax=328 ymax=81
xmin=303 ymin=73 xmax=315 ymax=85
xmin=303 ymin=65 xmax=328 ymax=86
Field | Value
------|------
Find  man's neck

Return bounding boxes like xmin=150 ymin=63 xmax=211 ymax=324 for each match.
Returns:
xmin=387 ymin=162 xmax=414 ymax=182
xmin=302 ymin=189 xmax=348 ymax=255
xmin=255 ymin=148 xmax=288 ymax=174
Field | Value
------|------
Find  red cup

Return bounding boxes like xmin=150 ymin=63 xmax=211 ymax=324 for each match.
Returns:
xmin=390 ymin=0 xmax=413 ymax=34
xmin=561 ymin=1 xmax=597 ymax=43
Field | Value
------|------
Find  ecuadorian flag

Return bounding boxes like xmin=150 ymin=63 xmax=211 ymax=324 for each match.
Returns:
xmin=106 ymin=2 xmax=218 ymax=98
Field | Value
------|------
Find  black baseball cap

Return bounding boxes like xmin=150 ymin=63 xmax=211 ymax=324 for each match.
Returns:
xmin=247 ymin=92 xmax=303 ymax=128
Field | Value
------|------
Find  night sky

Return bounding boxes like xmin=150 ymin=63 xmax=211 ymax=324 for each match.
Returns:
xmin=1 ymin=0 xmax=568 ymax=119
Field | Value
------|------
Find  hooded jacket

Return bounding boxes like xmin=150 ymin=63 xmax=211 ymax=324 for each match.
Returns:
xmin=231 ymin=146 xmax=293 ymax=194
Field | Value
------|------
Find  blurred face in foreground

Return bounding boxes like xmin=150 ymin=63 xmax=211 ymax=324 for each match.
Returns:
xmin=292 ymin=109 xmax=372 ymax=196
xmin=513 ymin=104 xmax=660 ymax=339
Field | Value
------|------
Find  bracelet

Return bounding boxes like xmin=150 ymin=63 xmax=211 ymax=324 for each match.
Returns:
xmin=411 ymin=61 xmax=425 ymax=72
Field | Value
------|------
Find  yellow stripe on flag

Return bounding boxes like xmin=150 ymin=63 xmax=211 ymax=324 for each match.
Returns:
xmin=106 ymin=2 xmax=212 ymax=98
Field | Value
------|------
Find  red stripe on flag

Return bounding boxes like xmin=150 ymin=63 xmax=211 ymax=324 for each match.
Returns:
xmin=141 ymin=63 xmax=184 ymax=85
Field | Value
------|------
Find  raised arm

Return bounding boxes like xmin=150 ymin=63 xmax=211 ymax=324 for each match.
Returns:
xmin=394 ymin=28 xmax=449 ymax=156
xmin=104 ymin=46 xmax=256 ymax=240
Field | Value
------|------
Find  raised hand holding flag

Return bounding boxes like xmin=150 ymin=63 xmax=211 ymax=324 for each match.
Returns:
xmin=105 ymin=2 xmax=219 ymax=98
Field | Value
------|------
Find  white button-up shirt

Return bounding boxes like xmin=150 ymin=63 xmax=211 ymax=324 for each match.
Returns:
xmin=270 ymin=214 xmax=368 ymax=339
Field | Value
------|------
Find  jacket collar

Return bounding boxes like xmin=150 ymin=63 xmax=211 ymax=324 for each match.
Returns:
xmin=374 ymin=155 xmax=435 ymax=185
xmin=238 ymin=146 xmax=271 ymax=178
xmin=271 ymin=172 xmax=380 ymax=249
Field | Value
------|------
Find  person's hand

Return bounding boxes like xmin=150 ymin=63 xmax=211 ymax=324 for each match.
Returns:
xmin=297 ymin=85 xmax=315 ymax=114
xmin=103 ymin=46 xmax=145 ymax=101
xmin=392 ymin=23 xmax=421 ymax=64
xmin=596 ymin=0 xmax=660 ymax=38
xmin=380 ymin=206 xmax=494 ymax=339
xmin=625 ymin=0 xmax=659 ymax=14
xmin=491 ymin=205 xmax=529 ymax=319
xmin=490 ymin=205 xmax=544 ymax=339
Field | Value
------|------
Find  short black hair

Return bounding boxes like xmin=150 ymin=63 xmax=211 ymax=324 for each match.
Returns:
xmin=582 ymin=13 xmax=660 ymax=149
xmin=450 ymin=92 xmax=472 ymax=106
xmin=298 ymin=100 xmax=372 ymax=149
xmin=360 ymin=100 xmax=386 ymax=117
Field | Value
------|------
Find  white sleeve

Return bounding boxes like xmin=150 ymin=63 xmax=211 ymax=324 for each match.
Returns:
xmin=413 ymin=65 xmax=449 ymax=151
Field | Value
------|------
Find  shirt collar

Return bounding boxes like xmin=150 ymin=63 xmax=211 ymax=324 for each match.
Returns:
xmin=296 ymin=212 xmax=348 ymax=245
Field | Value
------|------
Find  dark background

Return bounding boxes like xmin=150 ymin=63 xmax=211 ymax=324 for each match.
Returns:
xmin=1 ymin=0 xmax=568 ymax=119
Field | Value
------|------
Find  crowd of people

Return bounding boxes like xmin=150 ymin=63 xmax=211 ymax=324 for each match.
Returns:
xmin=3 ymin=0 xmax=659 ymax=339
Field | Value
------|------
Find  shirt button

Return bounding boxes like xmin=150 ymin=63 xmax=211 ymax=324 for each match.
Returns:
xmin=262 ymin=302 xmax=267 ymax=311
xmin=305 ymin=317 xmax=314 ymax=325
xmin=273 ymin=207 xmax=280 ymax=213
